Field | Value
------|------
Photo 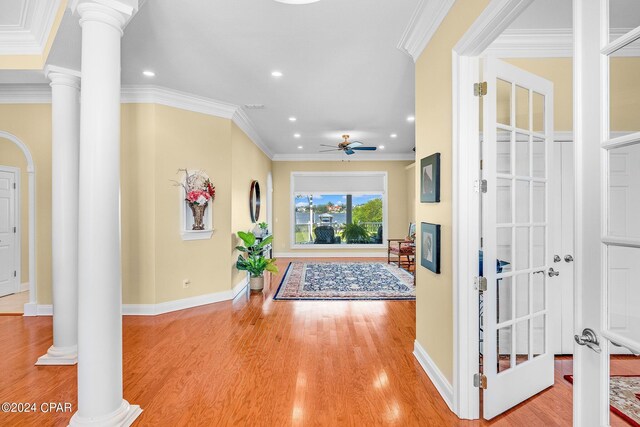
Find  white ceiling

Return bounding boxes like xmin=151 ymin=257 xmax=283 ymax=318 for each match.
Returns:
xmin=0 ymin=0 xmax=62 ymax=55
xmin=1 ymin=0 xmax=420 ymax=157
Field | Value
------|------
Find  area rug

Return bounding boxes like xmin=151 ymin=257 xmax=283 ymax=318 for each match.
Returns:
xmin=274 ymin=262 xmax=416 ymax=301
xmin=564 ymin=375 xmax=640 ymax=426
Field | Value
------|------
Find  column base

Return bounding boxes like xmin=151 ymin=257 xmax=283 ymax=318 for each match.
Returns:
xmin=36 ymin=345 xmax=78 ymax=366
xmin=69 ymin=400 xmax=142 ymax=427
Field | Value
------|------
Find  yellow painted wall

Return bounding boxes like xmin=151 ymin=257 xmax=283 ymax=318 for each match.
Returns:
xmin=231 ymin=122 xmax=272 ymax=289
xmin=405 ymin=162 xmax=416 ymax=226
xmin=610 ymin=57 xmax=640 ymax=134
xmin=0 ymin=105 xmax=52 ymax=303
xmin=152 ymin=105 xmax=234 ymax=303
xmin=0 ymin=103 xmax=269 ymax=306
xmin=414 ymin=0 xmax=490 ymax=383
xmin=0 ymin=139 xmax=29 ymax=283
xmin=121 ymin=104 xmax=157 ymax=304
xmin=272 ymin=160 xmax=412 ymax=254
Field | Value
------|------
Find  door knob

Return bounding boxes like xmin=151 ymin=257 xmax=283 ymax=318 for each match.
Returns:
xmin=574 ymin=328 xmax=601 ymax=353
xmin=548 ymin=267 xmax=559 ymax=277
xmin=564 ymin=255 xmax=574 ymax=262
xmin=553 ymin=255 xmax=561 ymax=263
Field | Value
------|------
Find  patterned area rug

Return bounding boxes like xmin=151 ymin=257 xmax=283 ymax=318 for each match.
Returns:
xmin=274 ymin=262 xmax=416 ymax=301
xmin=564 ymin=375 xmax=640 ymax=426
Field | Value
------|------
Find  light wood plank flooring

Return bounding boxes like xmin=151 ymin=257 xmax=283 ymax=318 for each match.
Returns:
xmin=0 ymin=258 xmax=636 ymax=426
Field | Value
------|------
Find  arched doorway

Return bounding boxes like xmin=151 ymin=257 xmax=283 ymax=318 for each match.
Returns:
xmin=0 ymin=131 xmax=36 ymax=314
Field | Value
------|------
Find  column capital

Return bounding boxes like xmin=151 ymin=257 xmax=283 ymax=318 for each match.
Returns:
xmin=45 ymin=65 xmax=81 ymax=90
xmin=71 ymin=0 xmax=140 ymax=34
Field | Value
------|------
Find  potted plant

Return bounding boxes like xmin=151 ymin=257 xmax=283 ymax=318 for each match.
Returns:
xmin=235 ymin=231 xmax=278 ymax=291
xmin=341 ymin=222 xmax=370 ymax=244
xmin=254 ymin=222 xmax=269 ymax=237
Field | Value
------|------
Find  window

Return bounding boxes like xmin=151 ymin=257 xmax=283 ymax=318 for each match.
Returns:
xmin=291 ymin=172 xmax=387 ymax=247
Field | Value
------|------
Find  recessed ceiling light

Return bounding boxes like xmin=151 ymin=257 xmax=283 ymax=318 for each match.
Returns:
xmin=274 ymin=0 xmax=321 ymax=4
xmin=142 ymin=70 xmax=155 ymax=77
xmin=390 ymin=133 xmax=397 ymax=138
xmin=271 ymin=71 xmax=283 ymax=77
xmin=294 ymin=133 xmax=301 ymax=138
xmin=379 ymin=145 xmax=385 ymax=150
xmin=407 ymin=115 xmax=415 ymax=122
xmin=297 ymin=145 xmax=303 ymax=149
xmin=289 ymin=116 xmax=297 ymax=122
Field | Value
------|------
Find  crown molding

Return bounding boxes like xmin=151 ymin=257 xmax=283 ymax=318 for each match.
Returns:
xmin=485 ymin=27 xmax=640 ymax=58
xmin=397 ymin=0 xmax=455 ymax=62
xmin=121 ymin=85 xmax=238 ymax=118
xmin=0 ymin=0 xmax=62 ymax=55
xmin=232 ymin=108 xmax=274 ymax=159
xmin=272 ymin=153 xmax=415 ymax=162
xmin=0 ymin=84 xmax=51 ymax=103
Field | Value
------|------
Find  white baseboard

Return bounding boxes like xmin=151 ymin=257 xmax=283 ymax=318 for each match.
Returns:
xmin=20 ymin=282 xmax=29 ymax=292
xmin=23 ymin=302 xmax=52 ymax=316
xmin=413 ymin=340 xmax=455 ymax=413
xmin=24 ymin=279 xmax=251 ymax=317
xmin=273 ymin=251 xmax=386 ymax=258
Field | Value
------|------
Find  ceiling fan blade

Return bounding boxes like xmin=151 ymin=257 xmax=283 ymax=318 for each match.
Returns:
xmin=320 ymin=144 xmax=339 ymax=148
xmin=319 ymin=149 xmax=342 ymax=152
xmin=351 ymin=146 xmax=377 ymax=151
xmin=347 ymin=141 xmax=363 ymax=148
xmin=345 ymin=149 xmax=355 ymax=155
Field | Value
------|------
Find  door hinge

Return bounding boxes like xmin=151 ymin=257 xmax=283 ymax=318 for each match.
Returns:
xmin=480 ymin=159 xmax=483 ymax=170
xmin=474 ymin=179 xmax=487 ymax=193
xmin=473 ymin=373 xmax=487 ymax=389
xmin=14 ymin=271 xmax=17 ymax=278
xmin=13 ymin=226 xmax=16 ymax=233
xmin=474 ymin=276 xmax=487 ymax=292
xmin=474 ymin=81 xmax=487 ymax=97
xmin=13 ymin=182 xmax=16 ymax=189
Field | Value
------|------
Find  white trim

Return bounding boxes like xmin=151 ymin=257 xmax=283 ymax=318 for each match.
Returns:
xmin=453 ymin=0 xmax=534 ymax=56
xmin=0 ymin=0 xmax=61 ymax=55
xmin=397 ymin=0 xmax=456 ymax=62
xmin=272 ymin=153 xmax=415 ymax=162
xmin=413 ymin=340 xmax=454 ymax=412
xmin=23 ymin=303 xmax=51 ymax=316
xmin=121 ymin=85 xmax=237 ymax=118
xmin=0 ymin=84 xmax=51 ymax=103
xmin=0 ymin=131 xmax=37 ymax=307
xmin=450 ymin=0 xmax=535 ymax=419
xmin=486 ymin=27 xmax=640 ymax=58
xmin=20 ymin=282 xmax=29 ymax=292
xmin=232 ymin=108 xmax=274 ymax=159
xmin=273 ymin=251 xmax=385 ymax=258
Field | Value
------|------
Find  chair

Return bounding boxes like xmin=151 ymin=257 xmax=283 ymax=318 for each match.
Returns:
xmin=371 ymin=225 xmax=383 ymax=244
xmin=314 ymin=226 xmax=341 ymax=244
xmin=387 ymin=223 xmax=416 ymax=272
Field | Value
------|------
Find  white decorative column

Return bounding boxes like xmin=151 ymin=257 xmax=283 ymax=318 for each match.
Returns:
xmin=69 ymin=1 xmax=140 ymax=426
xmin=36 ymin=66 xmax=81 ymax=366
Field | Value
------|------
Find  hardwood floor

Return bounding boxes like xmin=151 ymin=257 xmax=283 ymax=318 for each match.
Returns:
xmin=0 ymin=258 xmax=636 ymax=426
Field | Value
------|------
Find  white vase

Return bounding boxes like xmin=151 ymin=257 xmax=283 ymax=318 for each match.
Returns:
xmin=250 ymin=275 xmax=264 ymax=291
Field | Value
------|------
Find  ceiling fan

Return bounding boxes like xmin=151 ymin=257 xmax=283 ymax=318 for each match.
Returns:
xmin=319 ymin=134 xmax=377 ymax=155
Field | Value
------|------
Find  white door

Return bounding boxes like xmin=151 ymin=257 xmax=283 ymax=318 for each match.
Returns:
xmin=0 ymin=168 xmax=19 ymax=297
xmin=482 ymin=58 xmax=556 ymax=419
xmin=574 ymin=1 xmax=640 ymax=424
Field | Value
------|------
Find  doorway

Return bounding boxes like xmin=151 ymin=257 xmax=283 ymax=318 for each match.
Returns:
xmin=0 ymin=132 xmax=36 ymax=314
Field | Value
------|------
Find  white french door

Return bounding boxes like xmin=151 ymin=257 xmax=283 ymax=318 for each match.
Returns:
xmin=574 ymin=0 xmax=640 ymax=424
xmin=0 ymin=168 xmax=19 ymax=297
xmin=482 ymin=58 xmax=556 ymax=419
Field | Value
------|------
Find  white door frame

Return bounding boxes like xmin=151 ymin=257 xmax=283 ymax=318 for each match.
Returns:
xmin=0 ymin=131 xmax=37 ymax=312
xmin=0 ymin=165 xmax=20 ymax=296
xmin=451 ymin=0 xmax=535 ymax=419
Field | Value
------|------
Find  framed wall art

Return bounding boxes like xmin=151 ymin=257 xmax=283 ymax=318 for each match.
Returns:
xmin=420 ymin=222 xmax=441 ymax=274
xmin=420 ymin=153 xmax=440 ymax=203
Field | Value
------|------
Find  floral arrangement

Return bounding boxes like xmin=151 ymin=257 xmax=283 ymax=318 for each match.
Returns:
xmin=175 ymin=169 xmax=216 ymax=206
